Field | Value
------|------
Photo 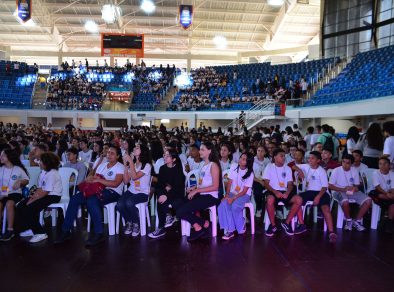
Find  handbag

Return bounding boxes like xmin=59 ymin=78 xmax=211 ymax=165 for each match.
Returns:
xmin=78 ymin=174 xmax=106 ymax=199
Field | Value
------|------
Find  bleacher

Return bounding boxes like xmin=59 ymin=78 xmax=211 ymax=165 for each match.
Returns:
xmin=169 ymin=58 xmax=338 ymax=111
xmin=0 ymin=61 xmax=37 ymax=109
xmin=305 ymin=45 xmax=394 ymax=106
xmin=129 ymin=68 xmax=174 ymax=111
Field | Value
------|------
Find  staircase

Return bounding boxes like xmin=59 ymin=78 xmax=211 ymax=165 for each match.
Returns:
xmin=156 ymin=86 xmax=177 ymax=111
xmin=31 ymin=73 xmax=49 ymax=109
xmin=225 ymin=99 xmax=279 ymax=134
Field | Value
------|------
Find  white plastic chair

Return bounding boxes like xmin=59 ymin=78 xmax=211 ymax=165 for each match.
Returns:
xmin=180 ymin=169 xmax=218 ymax=237
xmin=115 ymin=177 xmax=153 ymax=236
xmin=88 ymin=202 xmax=117 ymax=236
xmin=26 ymin=166 xmax=41 ymax=188
xmin=361 ymin=168 xmax=379 ymax=229
xmin=264 ymin=201 xmax=297 ymax=231
xmin=44 ymin=167 xmax=78 ymax=227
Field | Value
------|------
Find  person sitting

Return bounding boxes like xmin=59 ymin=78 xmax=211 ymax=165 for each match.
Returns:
xmin=218 ymin=152 xmax=254 ymax=240
xmin=368 ymin=157 xmax=394 ymax=233
xmin=298 ymin=151 xmax=337 ymax=242
xmin=16 ymin=153 xmax=62 ymax=244
xmin=117 ymin=144 xmax=152 ymax=236
xmin=263 ymin=148 xmax=305 ymax=237
xmin=148 ymin=149 xmax=185 ymax=238
xmin=0 ymin=148 xmax=29 ymax=241
xmin=252 ymin=145 xmax=270 ymax=218
xmin=320 ymin=148 xmax=340 ymax=171
xmin=329 ymin=154 xmax=372 ymax=231
xmin=55 ymin=145 xmax=124 ymax=246
xmin=63 ymin=147 xmax=87 ymax=188
xmin=176 ymin=142 xmax=220 ymax=241
xmin=186 ymin=144 xmax=204 ymax=172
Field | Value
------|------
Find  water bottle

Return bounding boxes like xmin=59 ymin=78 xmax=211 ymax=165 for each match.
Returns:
xmin=189 ymin=174 xmax=197 ymax=188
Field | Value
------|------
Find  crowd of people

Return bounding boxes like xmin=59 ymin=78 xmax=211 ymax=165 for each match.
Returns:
xmin=46 ymin=75 xmax=106 ymax=111
xmin=0 ymin=119 xmax=393 ymax=247
xmin=170 ymin=66 xmax=310 ymax=111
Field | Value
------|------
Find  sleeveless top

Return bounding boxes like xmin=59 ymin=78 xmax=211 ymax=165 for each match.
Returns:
xmin=198 ymin=162 xmax=218 ymax=198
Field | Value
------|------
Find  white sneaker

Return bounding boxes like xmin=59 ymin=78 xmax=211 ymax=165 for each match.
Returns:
xmin=19 ymin=229 xmax=34 ymax=237
xmin=124 ymin=222 xmax=133 ymax=235
xmin=344 ymin=219 xmax=352 ymax=231
xmin=255 ymin=210 xmax=262 ymax=218
xmin=352 ymin=220 xmax=366 ymax=232
xmin=29 ymin=233 xmax=48 ymax=243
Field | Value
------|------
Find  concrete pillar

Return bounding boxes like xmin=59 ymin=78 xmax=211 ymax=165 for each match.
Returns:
xmin=72 ymin=115 xmax=78 ymax=128
xmin=57 ymin=52 xmax=63 ymax=67
xmin=186 ymin=54 xmax=192 ymax=73
xmin=95 ymin=113 xmax=100 ymax=128
xmin=188 ymin=114 xmax=196 ymax=129
xmin=47 ymin=115 xmax=53 ymax=126
xmin=110 ymin=57 xmax=114 ymax=67
xmin=136 ymin=57 xmax=141 ymax=65
xmin=20 ymin=113 xmax=28 ymax=125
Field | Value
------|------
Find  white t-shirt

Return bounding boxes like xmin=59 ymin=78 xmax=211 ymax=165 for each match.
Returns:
xmin=329 ymin=166 xmax=360 ymax=188
xmin=0 ymin=166 xmax=29 ymax=194
xmin=298 ymin=164 xmax=328 ymax=191
xmin=128 ymin=163 xmax=152 ymax=195
xmin=383 ymin=136 xmax=394 ymax=163
xmin=38 ymin=169 xmax=62 ymax=196
xmin=310 ymin=133 xmax=321 ymax=146
xmin=96 ymin=162 xmax=125 ymax=195
xmin=253 ymin=157 xmax=270 ymax=180
xmin=79 ymin=149 xmax=93 ymax=163
xmin=353 ymin=163 xmax=368 ymax=176
xmin=219 ymin=159 xmax=237 ymax=172
xmin=263 ymin=163 xmax=293 ymax=191
xmin=233 ymin=150 xmax=241 ymax=163
xmin=347 ymin=138 xmax=357 ymax=154
xmin=93 ymin=156 xmax=108 ymax=170
xmin=229 ymin=167 xmax=254 ymax=196
xmin=304 ymin=134 xmax=312 ymax=150
xmin=187 ymin=157 xmax=204 ymax=172
xmin=372 ymin=170 xmax=394 ymax=192
xmin=179 ymin=153 xmax=188 ymax=166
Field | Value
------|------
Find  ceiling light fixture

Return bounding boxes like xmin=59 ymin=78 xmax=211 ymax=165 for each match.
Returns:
xmin=140 ymin=0 xmax=156 ymax=14
xmin=267 ymin=0 xmax=285 ymax=6
xmin=102 ymin=4 xmax=121 ymax=24
xmin=213 ymin=35 xmax=228 ymax=50
xmin=84 ymin=20 xmax=98 ymax=33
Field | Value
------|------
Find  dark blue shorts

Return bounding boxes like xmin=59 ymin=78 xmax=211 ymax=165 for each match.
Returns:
xmin=300 ymin=190 xmax=330 ymax=207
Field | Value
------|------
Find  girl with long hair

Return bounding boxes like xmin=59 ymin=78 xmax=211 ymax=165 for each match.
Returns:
xmin=218 ymin=152 xmax=254 ymax=240
xmin=0 ymin=148 xmax=29 ymax=241
xmin=176 ymin=141 xmax=220 ymax=241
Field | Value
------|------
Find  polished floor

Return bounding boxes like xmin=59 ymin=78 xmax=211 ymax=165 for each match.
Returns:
xmin=1 ymin=215 xmax=393 ymax=292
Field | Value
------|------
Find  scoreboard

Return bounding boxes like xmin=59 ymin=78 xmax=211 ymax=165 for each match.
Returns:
xmin=101 ymin=34 xmax=144 ymax=58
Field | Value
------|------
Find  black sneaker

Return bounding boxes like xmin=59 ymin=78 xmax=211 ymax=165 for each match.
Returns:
xmin=0 ymin=230 xmax=15 ymax=242
xmin=148 ymin=228 xmax=166 ymax=239
xmin=294 ymin=224 xmax=307 ymax=235
xmin=85 ymin=233 xmax=105 ymax=247
xmin=187 ymin=228 xmax=206 ymax=241
xmin=54 ymin=231 xmax=72 ymax=245
xmin=265 ymin=224 xmax=278 ymax=237
xmin=164 ymin=215 xmax=176 ymax=228
xmin=281 ymin=222 xmax=294 ymax=236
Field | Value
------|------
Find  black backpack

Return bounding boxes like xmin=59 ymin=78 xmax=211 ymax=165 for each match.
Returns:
xmin=323 ymin=134 xmax=335 ymax=153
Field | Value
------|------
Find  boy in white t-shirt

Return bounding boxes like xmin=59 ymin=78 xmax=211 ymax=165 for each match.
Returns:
xmin=78 ymin=139 xmax=93 ymax=164
xmin=263 ymin=148 xmax=305 ymax=237
xmin=329 ymin=154 xmax=372 ymax=231
xmin=298 ymin=151 xmax=337 ymax=242
xmin=368 ymin=157 xmax=394 ymax=233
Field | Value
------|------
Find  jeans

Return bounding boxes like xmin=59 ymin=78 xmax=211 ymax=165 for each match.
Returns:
xmin=116 ymin=191 xmax=148 ymax=224
xmin=16 ymin=195 xmax=60 ymax=234
xmin=62 ymin=189 xmax=120 ymax=234
xmin=218 ymin=193 xmax=250 ymax=233
xmin=176 ymin=194 xmax=218 ymax=226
